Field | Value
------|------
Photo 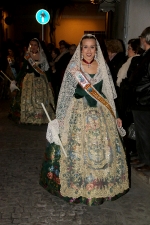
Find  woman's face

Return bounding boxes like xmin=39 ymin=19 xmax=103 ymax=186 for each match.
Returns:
xmin=127 ymin=44 xmax=135 ymax=57
xmin=30 ymin=40 xmax=39 ymax=53
xmin=81 ymin=38 xmax=96 ymax=61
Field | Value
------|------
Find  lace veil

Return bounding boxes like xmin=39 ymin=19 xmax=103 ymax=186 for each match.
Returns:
xmin=28 ymin=38 xmax=50 ymax=72
xmin=56 ymin=34 xmax=117 ymax=136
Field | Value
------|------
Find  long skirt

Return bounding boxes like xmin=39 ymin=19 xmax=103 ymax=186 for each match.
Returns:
xmin=40 ymin=98 xmax=129 ymax=206
xmin=20 ymin=73 xmax=55 ymax=124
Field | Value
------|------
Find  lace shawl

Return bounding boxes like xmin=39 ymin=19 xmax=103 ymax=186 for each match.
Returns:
xmin=56 ymin=34 xmax=117 ymax=136
xmin=28 ymin=38 xmax=49 ymax=72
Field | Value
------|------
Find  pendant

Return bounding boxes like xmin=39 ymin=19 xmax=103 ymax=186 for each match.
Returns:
xmin=83 ymin=58 xmax=94 ymax=68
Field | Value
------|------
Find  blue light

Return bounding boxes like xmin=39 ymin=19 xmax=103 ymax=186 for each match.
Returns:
xmin=36 ymin=9 xmax=50 ymax=25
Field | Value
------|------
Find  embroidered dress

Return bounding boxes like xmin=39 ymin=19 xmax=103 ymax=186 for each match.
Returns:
xmin=39 ymin=34 xmax=129 ymax=206
xmin=10 ymin=39 xmax=55 ymax=124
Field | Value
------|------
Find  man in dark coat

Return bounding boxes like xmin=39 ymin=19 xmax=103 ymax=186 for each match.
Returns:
xmin=129 ymin=27 xmax=150 ymax=171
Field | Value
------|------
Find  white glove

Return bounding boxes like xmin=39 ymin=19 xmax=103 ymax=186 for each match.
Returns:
xmin=10 ymin=80 xmax=18 ymax=92
xmin=46 ymin=119 xmax=60 ymax=145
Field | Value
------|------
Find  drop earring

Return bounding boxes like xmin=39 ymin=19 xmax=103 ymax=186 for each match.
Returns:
xmin=94 ymin=53 xmax=97 ymax=60
xmin=81 ymin=54 xmax=83 ymax=60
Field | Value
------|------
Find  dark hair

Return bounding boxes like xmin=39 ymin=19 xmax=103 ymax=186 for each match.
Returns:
xmin=128 ymin=38 xmax=143 ymax=54
xmin=52 ymin=48 xmax=60 ymax=56
xmin=105 ymin=39 xmax=124 ymax=53
xmin=80 ymin=35 xmax=97 ymax=50
xmin=69 ymin=44 xmax=77 ymax=49
xmin=59 ymin=40 xmax=70 ymax=49
xmin=140 ymin=27 xmax=150 ymax=44
xmin=59 ymin=40 xmax=66 ymax=46
xmin=30 ymin=38 xmax=39 ymax=47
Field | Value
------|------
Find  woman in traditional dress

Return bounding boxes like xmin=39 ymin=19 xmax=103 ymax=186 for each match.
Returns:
xmin=3 ymin=48 xmax=19 ymax=100
xmin=39 ymin=34 xmax=129 ymax=206
xmin=10 ymin=38 xmax=55 ymax=124
xmin=6 ymin=48 xmax=19 ymax=80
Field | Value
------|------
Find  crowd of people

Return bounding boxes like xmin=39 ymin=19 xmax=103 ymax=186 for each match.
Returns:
xmin=1 ymin=26 xmax=150 ymax=206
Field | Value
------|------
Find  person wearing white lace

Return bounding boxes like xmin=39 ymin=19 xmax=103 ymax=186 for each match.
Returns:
xmin=39 ymin=34 xmax=129 ymax=206
xmin=116 ymin=39 xmax=142 ymax=87
xmin=10 ymin=38 xmax=55 ymax=124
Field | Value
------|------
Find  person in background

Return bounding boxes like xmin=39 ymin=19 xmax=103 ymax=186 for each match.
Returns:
xmin=52 ymin=41 xmax=71 ymax=102
xmin=2 ymin=48 xmax=19 ymax=100
xmin=117 ymin=38 xmax=143 ymax=87
xmin=47 ymin=43 xmax=55 ymax=62
xmin=116 ymin=38 xmax=143 ymax=168
xmin=6 ymin=48 xmax=20 ymax=79
xmin=10 ymin=38 xmax=55 ymax=124
xmin=105 ymin=39 xmax=126 ymax=85
xmin=59 ymin=40 xmax=70 ymax=49
xmin=128 ymin=27 xmax=150 ymax=171
xmin=41 ymin=40 xmax=52 ymax=62
xmin=69 ymin=44 xmax=77 ymax=58
xmin=105 ymin=39 xmax=126 ymax=119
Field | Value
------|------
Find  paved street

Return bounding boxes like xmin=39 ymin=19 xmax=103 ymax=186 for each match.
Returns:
xmin=0 ymin=100 xmax=150 ymax=225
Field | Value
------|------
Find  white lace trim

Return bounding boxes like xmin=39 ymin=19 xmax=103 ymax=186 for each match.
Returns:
xmin=27 ymin=38 xmax=50 ymax=72
xmin=56 ymin=34 xmax=117 ymax=136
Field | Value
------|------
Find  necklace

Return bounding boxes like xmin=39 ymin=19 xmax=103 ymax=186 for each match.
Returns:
xmin=82 ymin=58 xmax=94 ymax=68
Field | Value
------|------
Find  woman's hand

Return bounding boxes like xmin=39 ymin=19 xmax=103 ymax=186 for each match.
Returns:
xmin=116 ymin=118 xmax=122 ymax=128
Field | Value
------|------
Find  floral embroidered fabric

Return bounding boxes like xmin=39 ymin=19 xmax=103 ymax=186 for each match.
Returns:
xmin=40 ymin=98 xmax=129 ymax=205
xmin=21 ymin=73 xmax=55 ymax=124
xmin=40 ymin=34 xmax=129 ymax=205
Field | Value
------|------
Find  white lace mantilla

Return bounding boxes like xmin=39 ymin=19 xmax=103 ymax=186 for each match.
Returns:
xmin=46 ymin=119 xmax=60 ymax=145
xmin=56 ymin=34 xmax=117 ymax=137
xmin=27 ymin=38 xmax=50 ymax=72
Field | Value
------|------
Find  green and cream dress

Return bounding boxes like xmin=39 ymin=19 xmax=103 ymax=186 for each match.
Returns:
xmin=39 ymin=74 xmax=129 ymax=206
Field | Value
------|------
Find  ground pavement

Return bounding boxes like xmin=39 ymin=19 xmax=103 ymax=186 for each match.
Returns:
xmin=0 ymin=100 xmax=150 ymax=225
